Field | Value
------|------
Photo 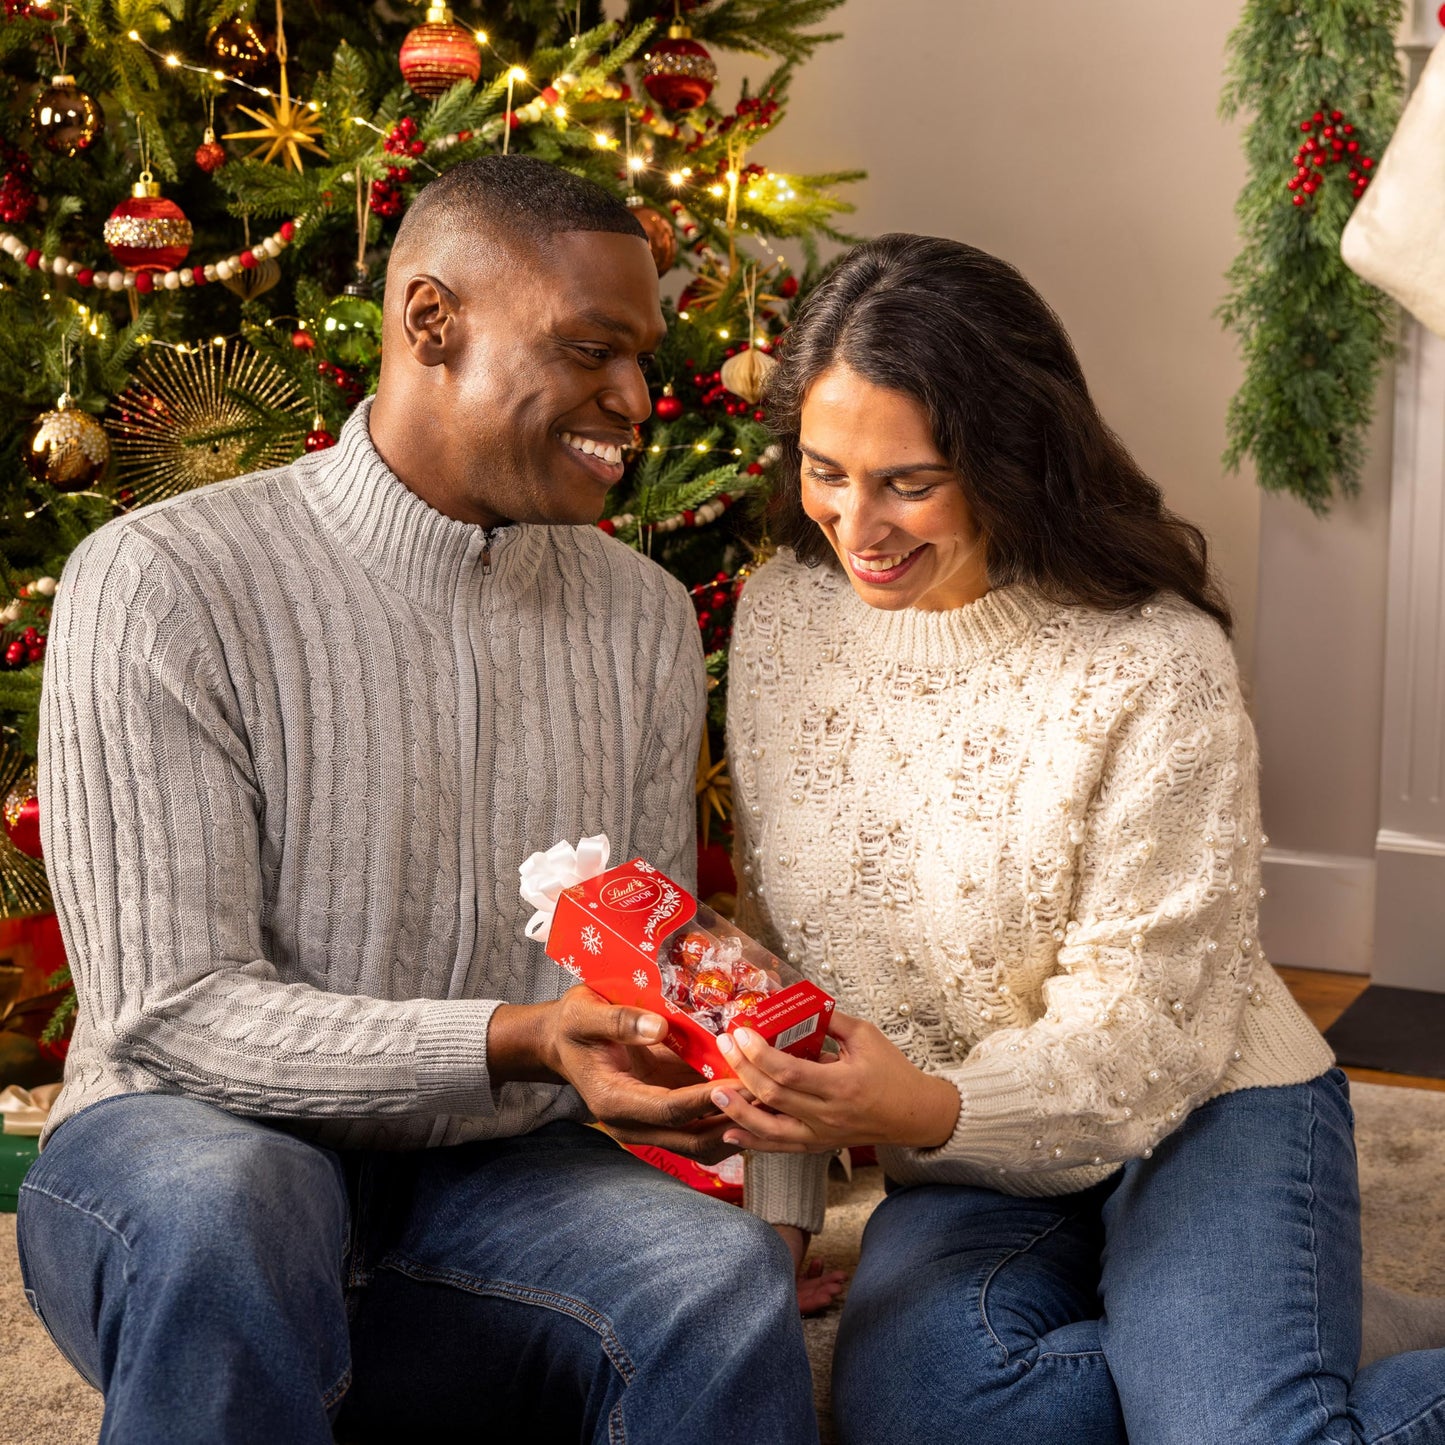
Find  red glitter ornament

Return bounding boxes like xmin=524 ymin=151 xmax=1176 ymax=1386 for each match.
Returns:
xmin=195 ymin=127 xmax=228 ymax=175
xmin=305 ymin=427 xmax=338 ymax=452
xmin=400 ymin=4 xmax=482 ymax=98
xmin=291 ymin=329 xmax=315 ymax=351
xmin=2 ymin=774 xmax=42 ymax=859
xmin=641 ymin=21 xmax=716 ymax=113
xmin=654 ymin=390 xmax=684 ymax=421
xmin=777 ymin=273 xmax=799 ymax=299
xmin=103 ymin=175 xmax=193 ymax=272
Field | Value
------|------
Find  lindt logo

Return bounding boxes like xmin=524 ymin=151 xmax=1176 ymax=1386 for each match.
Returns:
xmin=599 ymin=876 xmax=663 ymax=912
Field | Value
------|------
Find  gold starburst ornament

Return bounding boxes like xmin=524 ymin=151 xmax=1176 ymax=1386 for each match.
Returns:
xmin=107 ymin=340 xmax=308 ymax=509
xmin=696 ymin=728 xmax=733 ymax=847
xmin=223 ymin=65 xmax=325 ymax=171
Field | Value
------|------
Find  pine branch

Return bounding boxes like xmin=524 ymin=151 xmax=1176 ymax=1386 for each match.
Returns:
xmin=1218 ymin=0 xmax=1404 ymax=511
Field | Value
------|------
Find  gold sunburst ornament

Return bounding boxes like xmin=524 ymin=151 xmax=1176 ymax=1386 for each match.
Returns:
xmin=0 ymin=744 xmax=50 ymax=918
xmin=696 ymin=728 xmax=733 ymax=847
xmin=222 ymin=1 xmax=325 ymax=171
xmin=107 ymin=340 xmax=308 ymax=508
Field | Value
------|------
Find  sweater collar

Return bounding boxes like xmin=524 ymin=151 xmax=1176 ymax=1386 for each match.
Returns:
xmin=824 ymin=561 xmax=1058 ymax=668
xmin=299 ymin=397 xmax=546 ymax=613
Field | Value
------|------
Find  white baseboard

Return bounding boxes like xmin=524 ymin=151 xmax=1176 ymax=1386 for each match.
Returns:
xmin=1259 ymin=849 xmax=1375 ymax=975
xmin=1372 ymin=832 xmax=1445 ymax=991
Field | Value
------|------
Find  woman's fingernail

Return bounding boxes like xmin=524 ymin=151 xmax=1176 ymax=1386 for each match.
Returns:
xmin=718 ymin=1033 xmax=736 ymax=1055
xmin=724 ymin=1132 xmax=742 ymax=1146
xmin=734 ymin=1028 xmax=756 ymax=1048
xmin=711 ymin=1089 xmax=731 ymax=1109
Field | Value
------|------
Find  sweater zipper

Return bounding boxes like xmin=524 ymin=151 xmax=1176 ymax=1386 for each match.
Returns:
xmin=480 ymin=526 xmax=501 ymax=577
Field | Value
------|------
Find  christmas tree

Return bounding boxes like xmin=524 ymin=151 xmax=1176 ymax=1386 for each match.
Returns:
xmin=0 ymin=0 xmax=861 ymax=984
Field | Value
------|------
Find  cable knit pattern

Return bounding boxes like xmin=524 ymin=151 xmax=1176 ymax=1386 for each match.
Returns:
xmin=38 ymin=398 xmax=704 ymax=1151
xmin=730 ymin=552 xmax=1333 ymax=1234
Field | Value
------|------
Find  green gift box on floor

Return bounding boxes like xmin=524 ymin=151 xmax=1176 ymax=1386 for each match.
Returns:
xmin=1 ymin=1132 xmax=39 ymax=1212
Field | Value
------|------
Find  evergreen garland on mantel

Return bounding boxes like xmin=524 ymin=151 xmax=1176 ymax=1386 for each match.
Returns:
xmin=1219 ymin=0 xmax=1403 ymax=514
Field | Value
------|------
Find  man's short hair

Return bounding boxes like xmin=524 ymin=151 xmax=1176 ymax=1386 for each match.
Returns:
xmin=393 ymin=154 xmax=646 ymax=255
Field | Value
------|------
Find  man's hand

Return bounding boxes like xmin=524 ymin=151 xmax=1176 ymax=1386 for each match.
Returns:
xmin=489 ymin=987 xmax=735 ymax=1160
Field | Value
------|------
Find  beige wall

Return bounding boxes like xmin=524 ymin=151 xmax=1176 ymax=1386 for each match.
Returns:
xmin=736 ymin=0 xmax=1264 ymax=669
xmin=721 ymin=0 xmax=1404 ymax=971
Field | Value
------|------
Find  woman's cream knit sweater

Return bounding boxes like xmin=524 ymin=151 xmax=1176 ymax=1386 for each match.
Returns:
xmin=728 ymin=552 xmax=1333 ymax=1235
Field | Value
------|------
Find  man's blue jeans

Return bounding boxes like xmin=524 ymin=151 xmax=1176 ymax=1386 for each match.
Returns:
xmin=833 ymin=1068 xmax=1445 ymax=1444
xmin=16 ymin=1095 xmax=817 ymax=1445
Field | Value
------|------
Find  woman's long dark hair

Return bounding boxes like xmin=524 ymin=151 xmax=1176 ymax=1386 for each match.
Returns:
xmin=766 ymin=234 xmax=1233 ymax=635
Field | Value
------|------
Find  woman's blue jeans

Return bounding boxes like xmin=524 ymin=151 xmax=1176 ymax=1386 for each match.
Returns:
xmin=834 ymin=1068 xmax=1445 ymax=1444
xmin=15 ymin=1095 xmax=816 ymax=1445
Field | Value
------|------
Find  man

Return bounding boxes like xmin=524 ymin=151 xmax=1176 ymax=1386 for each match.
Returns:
xmin=18 ymin=157 xmax=815 ymax=1444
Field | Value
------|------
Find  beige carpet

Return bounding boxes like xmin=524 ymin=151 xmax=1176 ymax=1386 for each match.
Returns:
xmin=3 ymin=1080 xmax=1443 ymax=1445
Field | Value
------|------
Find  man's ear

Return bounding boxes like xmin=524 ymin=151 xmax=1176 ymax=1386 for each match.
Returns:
xmin=400 ymin=273 xmax=460 ymax=367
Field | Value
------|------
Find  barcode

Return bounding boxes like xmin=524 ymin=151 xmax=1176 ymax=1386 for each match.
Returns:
xmin=774 ymin=1014 xmax=820 ymax=1051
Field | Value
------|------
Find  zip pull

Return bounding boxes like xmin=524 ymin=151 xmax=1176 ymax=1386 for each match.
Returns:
xmin=481 ymin=525 xmax=497 ymax=577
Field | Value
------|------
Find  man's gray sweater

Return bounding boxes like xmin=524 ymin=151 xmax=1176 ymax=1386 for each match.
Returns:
xmin=38 ymin=400 xmax=704 ymax=1149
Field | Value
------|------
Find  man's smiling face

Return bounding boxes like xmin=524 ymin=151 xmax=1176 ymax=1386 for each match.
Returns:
xmin=440 ymin=229 xmax=667 ymax=527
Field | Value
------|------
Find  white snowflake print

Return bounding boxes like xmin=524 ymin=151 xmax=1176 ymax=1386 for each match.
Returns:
xmin=632 ymin=969 xmax=650 ymax=989
xmin=581 ymin=925 xmax=603 ymax=955
xmin=823 ymin=1000 xmax=835 ymax=1012
xmin=634 ymin=860 xmax=656 ymax=874
xmin=639 ymin=942 xmax=655 ymax=953
xmin=560 ymin=957 xmax=583 ymax=979
xmin=701 ymin=1064 xmax=715 ymax=1080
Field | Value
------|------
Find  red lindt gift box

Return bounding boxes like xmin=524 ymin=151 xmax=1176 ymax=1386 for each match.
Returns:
xmin=543 ymin=858 xmax=835 ymax=1082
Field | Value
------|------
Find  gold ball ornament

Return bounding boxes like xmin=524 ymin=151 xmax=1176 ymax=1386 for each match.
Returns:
xmin=24 ymin=395 xmax=109 ymax=491
xmin=30 ymin=75 xmax=103 ymax=157
xmin=719 ymin=347 xmax=779 ymax=405
xmin=627 ymin=198 xmax=678 ymax=277
xmin=399 ymin=4 xmax=482 ymax=98
xmin=206 ymin=20 xmax=270 ymax=82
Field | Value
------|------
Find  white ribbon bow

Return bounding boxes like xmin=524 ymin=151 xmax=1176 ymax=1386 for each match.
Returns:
xmin=0 ymin=1082 xmax=61 ymax=1137
xmin=519 ymin=834 xmax=612 ymax=943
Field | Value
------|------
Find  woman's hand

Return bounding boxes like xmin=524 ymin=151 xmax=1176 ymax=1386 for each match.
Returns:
xmin=773 ymin=1224 xmax=848 ymax=1315
xmin=709 ymin=1011 xmax=962 ymax=1153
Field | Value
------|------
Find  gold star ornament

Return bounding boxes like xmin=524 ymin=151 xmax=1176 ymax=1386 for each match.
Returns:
xmin=696 ymin=728 xmax=733 ymax=847
xmin=223 ymin=66 xmax=326 ymax=171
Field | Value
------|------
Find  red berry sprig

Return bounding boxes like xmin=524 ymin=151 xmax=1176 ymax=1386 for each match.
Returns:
xmin=2 ymin=626 xmax=45 ymax=670
xmin=1288 ymin=109 xmax=1374 ymax=207
xmin=0 ymin=140 xmax=35 ymax=226
xmin=316 ymin=359 xmax=364 ymax=407
xmin=370 ymin=116 xmax=428 ymax=220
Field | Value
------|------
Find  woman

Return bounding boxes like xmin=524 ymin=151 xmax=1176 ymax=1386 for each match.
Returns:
xmin=717 ymin=234 xmax=1445 ymax=1443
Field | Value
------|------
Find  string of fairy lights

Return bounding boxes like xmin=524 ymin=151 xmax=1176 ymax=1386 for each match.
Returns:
xmin=3 ymin=11 xmax=791 ymax=337
xmin=4 ymin=6 xmax=788 ymax=544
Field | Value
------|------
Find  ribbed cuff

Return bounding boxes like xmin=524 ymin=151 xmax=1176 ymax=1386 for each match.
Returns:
xmin=744 ymin=1150 xmax=829 ymax=1234
xmin=1220 ymin=968 xmax=1336 ymax=1091
xmin=901 ymin=1064 xmax=1030 ymax=1172
xmin=414 ymin=999 xmax=502 ymax=1117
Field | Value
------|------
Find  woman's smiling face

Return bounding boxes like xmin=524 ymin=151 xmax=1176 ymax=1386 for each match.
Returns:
xmin=799 ymin=364 xmax=989 ymax=612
